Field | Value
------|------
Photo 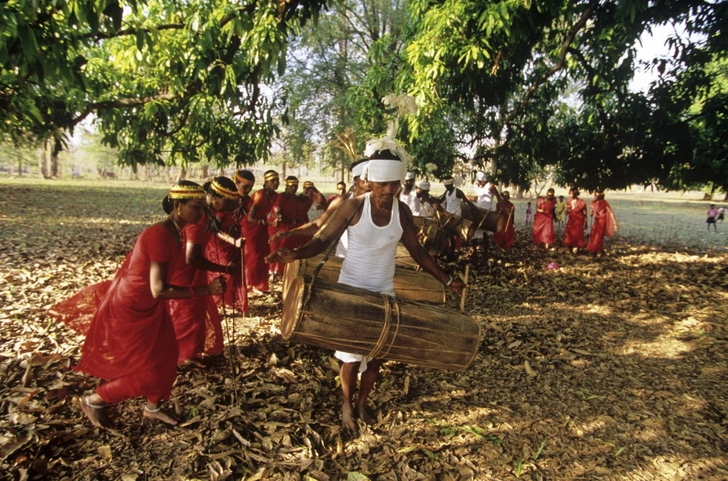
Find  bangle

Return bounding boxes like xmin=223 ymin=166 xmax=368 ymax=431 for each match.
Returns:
xmin=446 ymin=276 xmax=454 ymax=287
xmin=189 ymin=287 xmax=196 ymax=298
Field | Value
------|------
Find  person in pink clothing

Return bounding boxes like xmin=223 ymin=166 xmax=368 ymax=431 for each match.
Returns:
xmin=706 ymin=204 xmax=718 ymax=232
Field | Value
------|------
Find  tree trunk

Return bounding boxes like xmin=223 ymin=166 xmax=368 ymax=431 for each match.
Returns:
xmin=201 ymin=166 xmax=209 ymax=179
xmin=177 ymin=167 xmax=187 ymax=181
xmin=17 ymin=151 xmax=22 ymax=177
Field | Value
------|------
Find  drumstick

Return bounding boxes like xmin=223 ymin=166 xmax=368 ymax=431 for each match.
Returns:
xmin=459 ymin=264 xmax=470 ymax=313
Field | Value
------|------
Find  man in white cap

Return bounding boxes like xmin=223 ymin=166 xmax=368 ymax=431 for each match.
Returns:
xmin=399 ymin=171 xmax=423 ymax=216
xmin=416 ymin=180 xmax=445 ymax=218
xmin=438 ymin=177 xmax=468 ymax=217
xmin=468 ymin=171 xmax=496 ymax=211
xmin=267 ymin=144 xmax=463 ymax=431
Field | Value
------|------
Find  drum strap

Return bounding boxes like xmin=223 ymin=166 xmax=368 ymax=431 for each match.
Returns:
xmin=311 ymin=200 xmax=363 ymax=280
xmin=368 ymin=294 xmax=401 ymax=359
xmin=304 ymin=201 xmax=365 ymax=311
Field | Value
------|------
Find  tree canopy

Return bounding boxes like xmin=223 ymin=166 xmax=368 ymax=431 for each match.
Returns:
xmin=1 ymin=0 xmax=726 ymax=191
xmin=1 ymin=0 xmax=328 ymax=169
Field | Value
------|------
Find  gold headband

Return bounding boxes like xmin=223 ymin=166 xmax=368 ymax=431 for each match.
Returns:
xmin=235 ymin=173 xmax=254 ymax=186
xmin=264 ymin=172 xmax=279 ymax=181
xmin=169 ymin=184 xmax=205 ymax=200
xmin=286 ymin=180 xmax=299 ymax=186
xmin=302 ymin=181 xmax=314 ymax=189
xmin=211 ymin=179 xmax=239 ymax=200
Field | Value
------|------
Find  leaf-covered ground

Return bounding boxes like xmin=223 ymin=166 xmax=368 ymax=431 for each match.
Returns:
xmin=1 ymin=180 xmax=727 ymax=480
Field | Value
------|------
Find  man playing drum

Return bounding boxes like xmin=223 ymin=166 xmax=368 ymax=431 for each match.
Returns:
xmin=267 ymin=143 xmax=463 ymax=431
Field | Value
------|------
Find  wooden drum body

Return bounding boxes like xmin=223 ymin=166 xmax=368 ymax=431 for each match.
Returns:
xmin=281 ymin=276 xmax=481 ymax=371
xmin=283 ymin=254 xmax=445 ymax=304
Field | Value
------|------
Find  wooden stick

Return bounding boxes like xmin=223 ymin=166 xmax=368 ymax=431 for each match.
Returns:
xmin=460 ymin=264 xmax=470 ymax=313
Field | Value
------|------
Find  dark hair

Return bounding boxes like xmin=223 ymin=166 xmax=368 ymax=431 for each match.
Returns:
xmin=204 ymin=176 xmax=237 ymax=199
xmin=336 ymin=181 xmax=346 ymax=187
xmin=236 ymin=169 xmax=255 ymax=183
xmin=162 ymin=180 xmax=204 ymax=214
xmin=285 ymin=175 xmax=298 ymax=182
xmin=349 ymin=158 xmax=369 ymax=172
xmin=368 ymin=149 xmax=401 ymax=161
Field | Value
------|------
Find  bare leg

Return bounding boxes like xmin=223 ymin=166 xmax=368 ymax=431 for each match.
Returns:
xmin=340 ymin=362 xmax=360 ymax=431
xmin=79 ymin=393 xmax=115 ymax=429
xmin=356 ymin=359 xmax=381 ymax=425
xmin=142 ymin=400 xmax=178 ymax=425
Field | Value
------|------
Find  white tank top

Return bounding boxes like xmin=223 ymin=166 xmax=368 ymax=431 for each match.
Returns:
xmin=445 ymin=189 xmax=462 ymax=216
xmin=476 ymin=183 xmax=494 ymax=210
xmin=399 ymin=189 xmax=422 ymax=216
xmin=338 ymin=193 xmax=402 ymax=296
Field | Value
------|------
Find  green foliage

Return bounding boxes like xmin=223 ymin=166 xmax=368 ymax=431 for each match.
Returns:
xmin=0 ymin=0 xmax=328 ymax=168
xmin=402 ymin=0 xmax=728 ymax=191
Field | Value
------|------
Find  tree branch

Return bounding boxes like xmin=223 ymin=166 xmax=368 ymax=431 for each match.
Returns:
xmin=502 ymin=0 xmax=600 ymax=127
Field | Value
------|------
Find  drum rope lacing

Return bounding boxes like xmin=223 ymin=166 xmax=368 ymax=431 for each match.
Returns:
xmin=368 ymin=294 xmax=401 ymax=359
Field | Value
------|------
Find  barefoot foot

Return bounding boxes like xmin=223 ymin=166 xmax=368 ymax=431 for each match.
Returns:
xmin=357 ymin=405 xmax=376 ymax=426
xmin=142 ymin=405 xmax=179 ymax=425
xmin=79 ymin=396 xmax=115 ymax=430
xmin=341 ymin=402 xmax=357 ymax=431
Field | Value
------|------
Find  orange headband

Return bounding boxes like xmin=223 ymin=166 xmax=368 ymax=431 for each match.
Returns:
xmin=211 ymin=179 xmax=239 ymax=200
xmin=235 ymin=173 xmax=254 ymax=186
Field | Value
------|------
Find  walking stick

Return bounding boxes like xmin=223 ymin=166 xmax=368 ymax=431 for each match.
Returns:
xmin=460 ymin=264 xmax=470 ymax=313
xmin=215 ymin=238 xmax=239 ymax=406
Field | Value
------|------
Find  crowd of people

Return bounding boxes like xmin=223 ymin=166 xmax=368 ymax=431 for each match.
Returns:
xmin=51 ymin=152 xmax=627 ymax=433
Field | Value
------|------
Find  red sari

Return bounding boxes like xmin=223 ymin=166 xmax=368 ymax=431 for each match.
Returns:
xmin=251 ymin=188 xmax=277 ymax=276
xmin=493 ymin=200 xmax=515 ymax=248
xmin=50 ymin=224 xmax=180 ymax=404
xmin=187 ymin=211 xmax=248 ymax=313
xmin=268 ymin=193 xmax=309 ymax=274
xmin=587 ymin=199 xmax=616 ymax=254
xmin=238 ymin=196 xmax=269 ymax=292
xmin=563 ymin=197 xmax=587 ymax=248
xmin=167 ymin=227 xmax=223 ymax=364
xmin=532 ymin=197 xmax=556 ymax=246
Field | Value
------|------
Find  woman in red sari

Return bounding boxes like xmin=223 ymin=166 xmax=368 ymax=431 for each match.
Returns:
xmin=563 ymin=187 xmax=587 ymax=252
xmin=186 ymin=177 xmax=247 ymax=313
xmin=52 ymin=182 xmax=224 ymax=429
xmin=234 ymin=169 xmax=270 ymax=294
xmin=268 ymin=176 xmax=310 ymax=275
xmin=587 ymin=189 xmax=618 ymax=255
xmin=533 ymin=188 xmax=556 ymax=248
xmin=493 ymin=191 xmax=516 ymax=249
xmin=248 ymin=170 xmax=279 ymax=282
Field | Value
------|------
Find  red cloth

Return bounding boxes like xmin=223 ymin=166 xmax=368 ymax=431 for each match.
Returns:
xmin=50 ymin=224 xmax=180 ymax=403
xmin=167 ymin=226 xmax=223 ymax=364
xmin=251 ymin=188 xmax=276 ymax=275
xmin=563 ymin=197 xmax=587 ymax=248
xmin=493 ymin=200 xmax=515 ymax=248
xmin=587 ymin=199 xmax=616 ymax=253
xmin=187 ymin=211 xmax=248 ymax=313
xmin=269 ymin=193 xmax=309 ymax=274
xmin=532 ymin=197 xmax=556 ymax=245
xmin=239 ymin=196 xmax=270 ymax=292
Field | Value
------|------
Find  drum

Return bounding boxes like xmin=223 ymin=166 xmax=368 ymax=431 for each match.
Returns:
xmin=460 ymin=203 xmax=505 ymax=234
xmin=281 ymin=276 xmax=481 ymax=371
xmin=395 ymin=244 xmax=420 ymax=270
xmin=412 ymin=216 xmax=439 ymax=248
xmin=282 ymin=254 xmax=445 ymax=304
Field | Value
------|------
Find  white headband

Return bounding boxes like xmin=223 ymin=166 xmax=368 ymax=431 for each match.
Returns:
xmin=363 ymin=159 xmax=406 ymax=183
xmin=351 ymin=161 xmax=369 ymax=178
xmin=476 ymin=171 xmax=486 ymax=181
xmin=443 ymin=178 xmax=454 ymax=186
xmin=419 ymin=181 xmax=430 ymax=190
xmin=405 ymin=171 xmax=415 ymax=181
